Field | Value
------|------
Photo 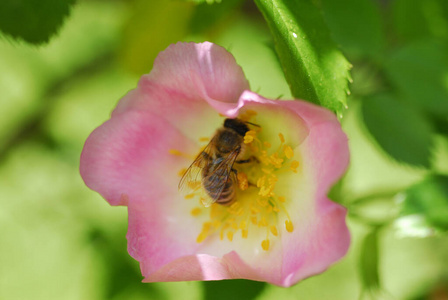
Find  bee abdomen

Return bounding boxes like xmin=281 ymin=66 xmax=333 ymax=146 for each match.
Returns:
xmin=203 ymin=178 xmax=235 ymax=206
xmin=216 ymin=186 xmax=235 ymax=206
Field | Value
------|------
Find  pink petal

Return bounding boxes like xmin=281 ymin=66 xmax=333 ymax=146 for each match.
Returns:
xmin=80 ymin=110 xmax=196 ymax=207
xmin=113 ymin=42 xmax=249 ymax=118
xmin=280 ymin=104 xmax=350 ymax=286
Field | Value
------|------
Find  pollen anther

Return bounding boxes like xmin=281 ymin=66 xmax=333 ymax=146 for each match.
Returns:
xmin=284 ymin=146 xmax=294 ymax=159
xmin=261 ymin=239 xmax=270 ymax=251
xmin=237 ymin=172 xmax=249 ymax=190
xmin=190 ymin=207 xmax=202 ymax=216
xmin=285 ymin=220 xmax=294 ymax=232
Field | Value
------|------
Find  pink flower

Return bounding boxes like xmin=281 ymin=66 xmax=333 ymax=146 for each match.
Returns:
xmin=80 ymin=42 xmax=350 ymax=287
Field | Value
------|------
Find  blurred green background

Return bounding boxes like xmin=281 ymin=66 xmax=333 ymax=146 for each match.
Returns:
xmin=0 ymin=0 xmax=447 ymax=299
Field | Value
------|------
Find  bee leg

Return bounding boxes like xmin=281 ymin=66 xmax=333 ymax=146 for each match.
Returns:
xmin=236 ymin=156 xmax=259 ymax=164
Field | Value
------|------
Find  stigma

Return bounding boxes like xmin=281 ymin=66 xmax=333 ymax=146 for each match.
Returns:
xmin=182 ymin=111 xmax=300 ymax=251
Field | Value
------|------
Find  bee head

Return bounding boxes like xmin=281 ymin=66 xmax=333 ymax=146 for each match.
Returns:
xmin=223 ymin=118 xmax=249 ymax=137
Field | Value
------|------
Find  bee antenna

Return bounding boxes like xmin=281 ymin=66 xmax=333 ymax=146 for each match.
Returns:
xmin=245 ymin=121 xmax=260 ymax=128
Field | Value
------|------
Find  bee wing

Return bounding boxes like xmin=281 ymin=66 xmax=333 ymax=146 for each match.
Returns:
xmin=199 ymin=147 xmax=240 ymax=207
xmin=178 ymin=140 xmax=214 ymax=196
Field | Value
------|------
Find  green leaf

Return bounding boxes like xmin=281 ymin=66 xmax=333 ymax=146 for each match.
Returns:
xmin=359 ymin=229 xmax=380 ymax=293
xmin=0 ymin=0 xmax=75 ymax=45
xmin=401 ymin=174 xmax=448 ymax=231
xmin=361 ymin=94 xmax=433 ymax=167
xmin=254 ymin=0 xmax=352 ymax=115
xmin=384 ymin=40 xmax=448 ymax=119
xmin=392 ymin=0 xmax=448 ymax=43
xmin=319 ymin=0 xmax=384 ymax=59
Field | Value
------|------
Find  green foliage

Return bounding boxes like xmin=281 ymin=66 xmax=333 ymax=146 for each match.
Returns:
xmin=401 ymin=175 xmax=448 ymax=231
xmin=319 ymin=0 xmax=384 ymax=59
xmin=361 ymin=94 xmax=433 ymax=167
xmin=254 ymin=0 xmax=352 ymax=115
xmin=384 ymin=40 xmax=448 ymax=119
xmin=359 ymin=229 xmax=380 ymax=293
xmin=392 ymin=0 xmax=448 ymax=43
xmin=0 ymin=0 xmax=75 ymax=45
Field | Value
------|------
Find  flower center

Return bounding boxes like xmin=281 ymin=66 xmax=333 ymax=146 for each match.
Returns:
xmin=174 ymin=111 xmax=299 ymax=251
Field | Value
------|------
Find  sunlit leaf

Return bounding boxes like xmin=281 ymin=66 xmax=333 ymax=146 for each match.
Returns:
xmin=319 ymin=0 xmax=384 ymax=59
xmin=401 ymin=174 xmax=448 ymax=231
xmin=361 ymin=94 xmax=433 ymax=167
xmin=254 ymin=0 xmax=352 ymax=115
xmin=0 ymin=0 xmax=75 ymax=45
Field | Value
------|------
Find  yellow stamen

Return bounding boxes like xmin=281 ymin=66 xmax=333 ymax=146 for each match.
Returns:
xmin=290 ymin=160 xmax=300 ymax=172
xmin=285 ymin=220 xmax=294 ymax=232
xmin=251 ymin=216 xmax=258 ymax=225
xmin=263 ymin=141 xmax=271 ymax=148
xmin=256 ymin=175 xmax=266 ymax=188
xmin=227 ymin=231 xmax=234 ymax=241
xmin=261 ymin=239 xmax=270 ymax=251
xmin=197 ymin=232 xmax=207 ymax=243
xmin=212 ymin=220 xmax=221 ymax=228
xmin=190 ymin=207 xmax=202 ymax=216
xmin=269 ymin=153 xmax=284 ymax=168
xmin=184 ymin=193 xmax=195 ymax=199
xmin=239 ymin=220 xmax=247 ymax=229
xmin=284 ymin=145 xmax=294 ymax=159
xmin=270 ymin=225 xmax=278 ymax=236
xmin=244 ymin=130 xmax=257 ymax=144
xmin=258 ymin=217 xmax=268 ymax=227
xmin=169 ymin=149 xmax=183 ymax=156
xmin=231 ymin=222 xmax=239 ymax=230
xmin=237 ymin=172 xmax=249 ymax=190
xmin=279 ymin=133 xmax=285 ymax=143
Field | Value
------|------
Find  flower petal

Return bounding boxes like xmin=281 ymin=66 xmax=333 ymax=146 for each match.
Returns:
xmin=280 ymin=106 xmax=350 ymax=286
xmin=80 ymin=110 xmax=196 ymax=206
xmin=113 ymin=42 xmax=249 ymax=118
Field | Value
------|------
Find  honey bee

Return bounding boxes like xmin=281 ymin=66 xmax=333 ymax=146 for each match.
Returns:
xmin=179 ymin=118 xmax=254 ymax=207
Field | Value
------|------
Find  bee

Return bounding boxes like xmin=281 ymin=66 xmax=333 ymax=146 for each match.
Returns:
xmin=179 ymin=118 xmax=254 ymax=207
